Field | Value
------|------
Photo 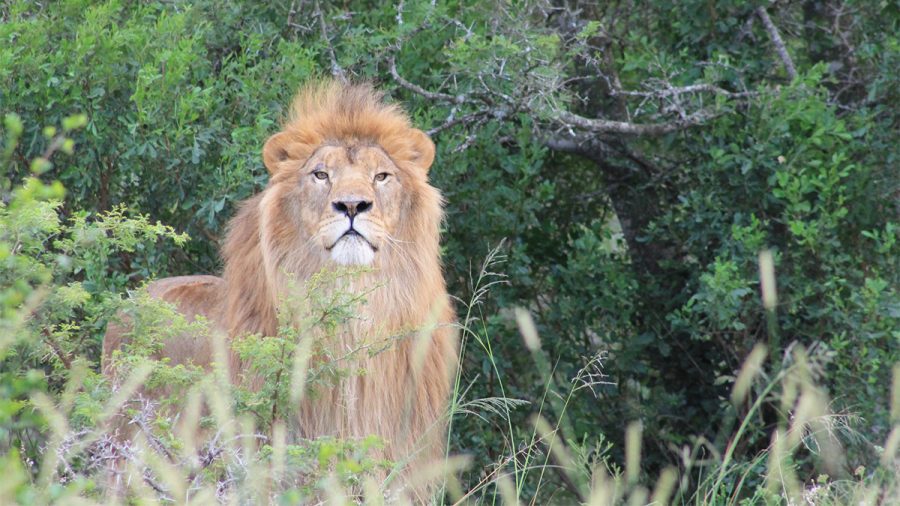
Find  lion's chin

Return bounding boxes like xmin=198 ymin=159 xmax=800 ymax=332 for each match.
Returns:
xmin=329 ymin=235 xmax=375 ymax=265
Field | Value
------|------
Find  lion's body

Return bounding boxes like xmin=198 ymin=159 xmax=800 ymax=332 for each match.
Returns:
xmin=103 ymin=275 xmax=224 ymax=372
xmin=103 ymin=81 xmax=457 ymax=500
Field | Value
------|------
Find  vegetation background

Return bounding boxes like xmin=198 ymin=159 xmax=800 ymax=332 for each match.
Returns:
xmin=1 ymin=0 xmax=898 ymax=504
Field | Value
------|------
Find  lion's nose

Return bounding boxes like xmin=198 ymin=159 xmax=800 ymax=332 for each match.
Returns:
xmin=332 ymin=199 xmax=372 ymax=218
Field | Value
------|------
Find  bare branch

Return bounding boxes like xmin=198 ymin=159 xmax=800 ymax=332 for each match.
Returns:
xmin=555 ymin=109 xmax=718 ymax=136
xmin=395 ymin=0 xmax=404 ymax=26
xmin=543 ymin=133 xmax=609 ymax=162
xmin=389 ymin=56 xmax=462 ymax=103
xmin=427 ymin=111 xmax=489 ymax=136
xmin=756 ymin=6 xmax=798 ymax=80
xmin=314 ymin=0 xmax=348 ymax=84
xmin=43 ymin=328 xmax=74 ymax=370
xmin=130 ymin=398 xmax=175 ymax=462
xmin=612 ymin=83 xmax=757 ymax=99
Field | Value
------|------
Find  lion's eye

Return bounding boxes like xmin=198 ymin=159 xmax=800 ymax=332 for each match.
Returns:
xmin=313 ymin=170 xmax=329 ymax=181
xmin=374 ymin=172 xmax=390 ymax=182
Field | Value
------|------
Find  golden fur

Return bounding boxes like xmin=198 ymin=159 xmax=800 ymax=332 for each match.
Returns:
xmin=103 ymin=81 xmax=457 ymax=498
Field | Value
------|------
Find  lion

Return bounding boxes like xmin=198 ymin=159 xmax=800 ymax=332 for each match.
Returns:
xmin=102 ymin=80 xmax=458 ymax=500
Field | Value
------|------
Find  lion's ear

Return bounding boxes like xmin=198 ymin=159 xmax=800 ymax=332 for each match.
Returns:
xmin=408 ymin=129 xmax=435 ymax=172
xmin=263 ymin=131 xmax=299 ymax=175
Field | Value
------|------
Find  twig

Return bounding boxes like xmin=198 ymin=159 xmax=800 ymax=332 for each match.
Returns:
xmin=130 ymin=399 xmax=175 ymax=462
xmin=139 ymin=469 xmax=173 ymax=501
xmin=395 ymin=0 xmax=404 ymax=26
xmin=389 ymin=56 xmax=462 ymax=103
xmin=427 ymin=111 xmax=489 ymax=136
xmin=756 ymin=6 xmax=798 ymax=80
xmin=42 ymin=327 xmax=74 ymax=370
xmin=315 ymin=0 xmax=348 ymax=84
xmin=286 ymin=0 xmax=297 ymax=29
xmin=187 ymin=431 xmax=224 ymax=491
xmin=451 ymin=432 xmax=553 ymax=505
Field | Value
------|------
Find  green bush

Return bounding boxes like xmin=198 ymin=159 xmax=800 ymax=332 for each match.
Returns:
xmin=1 ymin=0 xmax=898 ymax=504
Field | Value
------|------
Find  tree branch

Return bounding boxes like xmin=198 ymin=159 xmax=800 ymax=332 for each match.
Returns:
xmin=543 ymin=133 xmax=609 ymax=162
xmin=554 ymin=109 xmax=718 ymax=136
xmin=612 ymin=83 xmax=757 ymax=99
xmin=426 ymin=111 xmax=489 ymax=136
xmin=386 ymin=13 xmax=750 ymax=141
xmin=756 ymin=6 xmax=799 ymax=80
xmin=389 ymin=56 xmax=463 ymax=103
xmin=391 ymin=58 xmax=721 ymax=138
xmin=43 ymin=327 xmax=74 ymax=370
xmin=315 ymin=0 xmax=348 ymax=84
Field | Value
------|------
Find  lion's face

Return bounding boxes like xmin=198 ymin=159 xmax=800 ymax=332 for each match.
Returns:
xmin=304 ymin=145 xmax=406 ymax=265
xmin=264 ymin=144 xmax=419 ymax=268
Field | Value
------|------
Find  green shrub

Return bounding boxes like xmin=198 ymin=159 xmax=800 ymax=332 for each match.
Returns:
xmin=1 ymin=0 xmax=898 ymax=504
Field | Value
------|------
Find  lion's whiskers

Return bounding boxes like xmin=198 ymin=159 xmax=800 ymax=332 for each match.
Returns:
xmin=383 ymin=233 xmax=415 ymax=267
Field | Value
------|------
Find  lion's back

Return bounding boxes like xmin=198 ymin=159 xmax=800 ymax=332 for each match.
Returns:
xmin=102 ymin=275 xmax=226 ymax=375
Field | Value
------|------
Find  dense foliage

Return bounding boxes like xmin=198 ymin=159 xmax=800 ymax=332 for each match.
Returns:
xmin=1 ymin=0 xmax=898 ymax=503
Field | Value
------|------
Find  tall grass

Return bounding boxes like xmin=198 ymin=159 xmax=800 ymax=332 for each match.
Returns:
xmin=3 ymin=244 xmax=899 ymax=505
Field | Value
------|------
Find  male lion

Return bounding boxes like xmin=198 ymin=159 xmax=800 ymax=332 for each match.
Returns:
xmin=103 ymin=81 xmax=458 ymax=499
